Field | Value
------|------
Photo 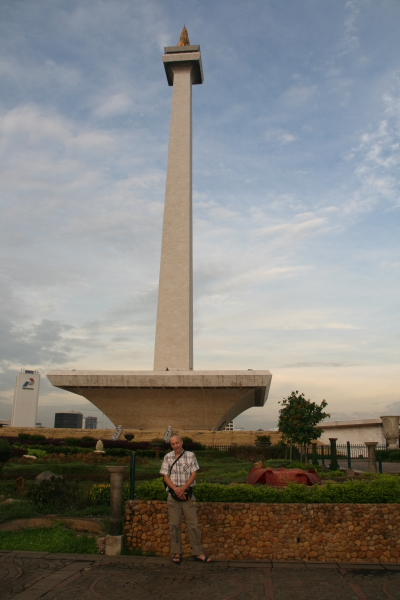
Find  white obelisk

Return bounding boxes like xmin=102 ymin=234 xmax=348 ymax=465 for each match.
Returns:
xmin=154 ymin=28 xmax=203 ymax=371
xmin=48 ymin=30 xmax=272 ymax=432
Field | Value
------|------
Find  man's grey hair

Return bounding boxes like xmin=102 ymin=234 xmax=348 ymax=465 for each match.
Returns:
xmin=170 ymin=433 xmax=182 ymax=442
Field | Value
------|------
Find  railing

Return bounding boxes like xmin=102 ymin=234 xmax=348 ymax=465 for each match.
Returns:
xmin=206 ymin=443 xmax=389 ymax=456
xmin=308 ymin=443 xmax=387 ymax=460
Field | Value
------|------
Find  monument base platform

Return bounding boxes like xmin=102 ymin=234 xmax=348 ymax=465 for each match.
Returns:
xmin=47 ymin=370 xmax=272 ymax=431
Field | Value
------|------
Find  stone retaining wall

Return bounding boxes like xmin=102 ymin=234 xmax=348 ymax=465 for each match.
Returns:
xmin=0 ymin=427 xmax=281 ymax=445
xmin=125 ymin=500 xmax=400 ymax=563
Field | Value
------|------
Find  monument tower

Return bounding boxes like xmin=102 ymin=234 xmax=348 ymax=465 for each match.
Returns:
xmin=47 ymin=28 xmax=272 ymax=431
xmin=154 ymin=27 xmax=203 ymax=371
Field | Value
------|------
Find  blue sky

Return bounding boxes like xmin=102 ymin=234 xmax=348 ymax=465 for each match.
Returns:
xmin=0 ymin=0 xmax=399 ymax=430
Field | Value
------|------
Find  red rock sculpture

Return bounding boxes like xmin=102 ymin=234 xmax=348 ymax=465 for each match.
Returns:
xmin=246 ymin=467 xmax=321 ymax=487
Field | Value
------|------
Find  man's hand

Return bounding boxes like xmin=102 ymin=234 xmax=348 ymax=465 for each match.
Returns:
xmin=174 ymin=486 xmax=188 ymax=499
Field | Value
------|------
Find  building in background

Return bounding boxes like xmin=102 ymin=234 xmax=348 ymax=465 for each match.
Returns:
xmin=54 ymin=412 xmax=83 ymax=429
xmin=85 ymin=416 xmax=97 ymax=429
xmin=317 ymin=419 xmax=386 ymax=445
xmin=11 ymin=369 xmax=40 ymax=428
xmin=224 ymin=421 xmax=234 ymax=431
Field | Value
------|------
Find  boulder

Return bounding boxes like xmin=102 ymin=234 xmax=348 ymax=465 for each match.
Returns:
xmin=35 ymin=471 xmax=63 ymax=485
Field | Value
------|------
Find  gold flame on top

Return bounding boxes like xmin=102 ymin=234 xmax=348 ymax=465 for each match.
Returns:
xmin=177 ymin=26 xmax=190 ymax=46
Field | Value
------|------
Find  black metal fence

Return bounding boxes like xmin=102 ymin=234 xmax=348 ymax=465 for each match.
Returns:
xmin=207 ymin=443 xmax=387 ymax=457
xmin=312 ymin=443 xmax=387 ymax=460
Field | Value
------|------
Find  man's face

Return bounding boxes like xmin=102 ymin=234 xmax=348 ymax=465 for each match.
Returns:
xmin=170 ymin=436 xmax=183 ymax=454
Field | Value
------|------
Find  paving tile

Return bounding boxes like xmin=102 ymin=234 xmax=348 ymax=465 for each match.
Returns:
xmin=305 ymin=562 xmax=342 ymax=569
xmin=13 ymin=552 xmax=49 ymax=558
xmin=273 ymin=561 xmax=305 ymax=568
xmin=44 ymin=553 xmax=92 ymax=560
xmin=232 ymin=562 xmax=272 ymax=568
xmin=337 ymin=562 xmax=385 ymax=570
xmin=141 ymin=557 xmax=171 ymax=565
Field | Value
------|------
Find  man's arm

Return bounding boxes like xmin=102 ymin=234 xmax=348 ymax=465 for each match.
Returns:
xmin=163 ymin=471 xmax=197 ymax=500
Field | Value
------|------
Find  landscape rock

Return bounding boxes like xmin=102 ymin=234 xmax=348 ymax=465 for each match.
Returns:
xmin=35 ymin=471 xmax=63 ymax=484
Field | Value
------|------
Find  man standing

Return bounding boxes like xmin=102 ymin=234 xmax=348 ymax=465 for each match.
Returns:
xmin=160 ymin=434 xmax=212 ymax=564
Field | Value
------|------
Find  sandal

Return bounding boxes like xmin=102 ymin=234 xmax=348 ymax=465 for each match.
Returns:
xmin=172 ymin=554 xmax=182 ymax=565
xmin=193 ymin=555 xmax=213 ymax=563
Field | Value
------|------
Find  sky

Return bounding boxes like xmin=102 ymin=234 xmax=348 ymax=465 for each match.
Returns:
xmin=0 ymin=0 xmax=399 ymax=431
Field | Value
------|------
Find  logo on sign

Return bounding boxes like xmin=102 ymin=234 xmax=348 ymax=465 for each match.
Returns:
xmin=22 ymin=378 xmax=35 ymax=390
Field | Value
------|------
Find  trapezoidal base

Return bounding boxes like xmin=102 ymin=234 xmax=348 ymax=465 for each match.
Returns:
xmin=47 ymin=370 xmax=272 ymax=431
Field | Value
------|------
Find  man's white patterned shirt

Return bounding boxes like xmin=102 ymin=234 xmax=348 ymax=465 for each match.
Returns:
xmin=160 ymin=450 xmax=199 ymax=487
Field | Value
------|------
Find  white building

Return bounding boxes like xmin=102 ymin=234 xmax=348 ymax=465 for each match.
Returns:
xmin=317 ymin=419 xmax=386 ymax=445
xmin=11 ymin=369 xmax=40 ymax=427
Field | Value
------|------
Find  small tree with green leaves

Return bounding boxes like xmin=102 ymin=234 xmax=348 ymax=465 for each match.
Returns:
xmin=278 ymin=391 xmax=329 ymax=464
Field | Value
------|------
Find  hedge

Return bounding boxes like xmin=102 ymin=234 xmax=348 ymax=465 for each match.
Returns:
xmin=135 ymin=475 xmax=400 ymax=504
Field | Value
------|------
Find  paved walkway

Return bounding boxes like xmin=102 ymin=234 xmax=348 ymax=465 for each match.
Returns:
xmin=1 ymin=551 xmax=400 ymax=600
xmin=337 ymin=460 xmax=400 ymax=473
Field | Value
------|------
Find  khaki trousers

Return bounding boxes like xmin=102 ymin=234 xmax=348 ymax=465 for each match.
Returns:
xmin=167 ymin=494 xmax=204 ymax=556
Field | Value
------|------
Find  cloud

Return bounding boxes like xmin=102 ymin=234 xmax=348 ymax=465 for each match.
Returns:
xmin=281 ymin=84 xmax=317 ymax=107
xmin=344 ymin=72 xmax=400 ymax=215
xmin=94 ymin=93 xmax=132 ymax=118
xmin=265 ymin=129 xmax=297 ymax=144
xmin=340 ymin=0 xmax=361 ymax=55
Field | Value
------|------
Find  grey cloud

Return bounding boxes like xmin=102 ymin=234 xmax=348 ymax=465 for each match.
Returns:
xmin=382 ymin=401 xmax=400 ymax=416
xmin=0 ymin=318 xmax=75 ymax=365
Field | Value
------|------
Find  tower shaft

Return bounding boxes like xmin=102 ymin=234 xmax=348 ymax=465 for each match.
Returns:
xmin=154 ymin=46 xmax=203 ymax=370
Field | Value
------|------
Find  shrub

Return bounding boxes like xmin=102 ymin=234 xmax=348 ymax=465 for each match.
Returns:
xmin=81 ymin=436 xmax=96 ymax=443
xmin=105 ymin=448 xmax=130 ymax=457
xmin=18 ymin=433 xmax=32 ymax=440
xmin=256 ymin=435 xmax=272 ymax=446
xmin=0 ymin=438 xmax=13 ymax=463
xmin=26 ymin=476 xmax=82 ymax=511
xmin=134 ymin=475 xmax=400 ymax=504
xmin=228 ymin=444 xmax=289 ymax=461
xmin=89 ymin=483 xmax=111 ymax=505
xmin=376 ymin=450 xmax=394 ymax=461
xmin=182 ymin=436 xmax=193 ymax=443
xmin=11 ymin=447 xmax=28 ymax=458
xmin=30 ymin=434 xmax=46 ymax=442
xmin=27 ymin=448 xmax=47 ymax=458
xmin=135 ymin=449 xmax=156 ymax=458
xmin=64 ymin=437 xmax=82 ymax=447
xmin=90 ymin=482 xmax=130 ymax=505
xmin=389 ymin=451 xmax=400 ymax=462
xmin=136 ymin=478 xmax=166 ymax=501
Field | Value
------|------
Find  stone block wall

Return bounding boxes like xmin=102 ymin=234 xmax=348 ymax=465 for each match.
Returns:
xmin=125 ymin=500 xmax=400 ymax=563
xmin=0 ymin=427 xmax=114 ymax=440
xmin=0 ymin=427 xmax=281 ymax=445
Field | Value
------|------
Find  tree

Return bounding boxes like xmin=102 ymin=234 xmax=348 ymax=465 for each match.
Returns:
xmin=278 ymin=391 xmax=329 ymax=463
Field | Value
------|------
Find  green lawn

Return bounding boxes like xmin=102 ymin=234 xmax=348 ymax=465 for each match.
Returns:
xmin=0 ymin=524 xmax=98 ymax=553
